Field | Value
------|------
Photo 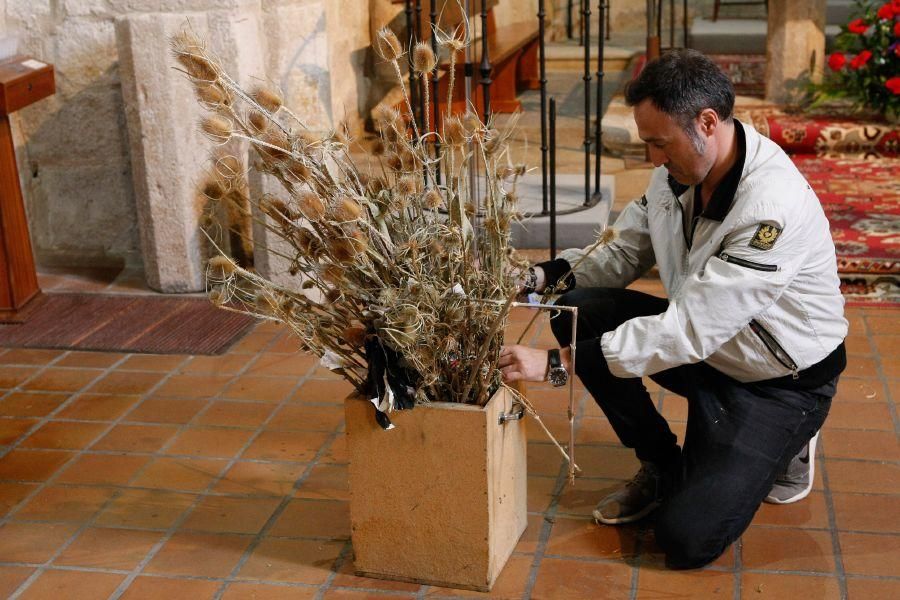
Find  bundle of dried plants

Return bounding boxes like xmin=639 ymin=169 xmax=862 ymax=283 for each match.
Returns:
xmin=171 ymin=25 xmax=529 ymax=415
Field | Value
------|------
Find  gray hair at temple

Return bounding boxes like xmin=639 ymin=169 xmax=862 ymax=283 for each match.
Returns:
xmin=624 ymin=49 xmax=735 ymax=154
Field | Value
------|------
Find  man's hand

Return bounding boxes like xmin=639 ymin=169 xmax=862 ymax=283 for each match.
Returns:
xmin=499 ymin=345 xmax=550 ymax=383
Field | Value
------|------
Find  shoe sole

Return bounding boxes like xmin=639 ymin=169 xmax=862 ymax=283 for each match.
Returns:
xmin=593 ymin=500 xmax=661 ymax=525
xmin=764 ymin=432 xmax=818 ymax=505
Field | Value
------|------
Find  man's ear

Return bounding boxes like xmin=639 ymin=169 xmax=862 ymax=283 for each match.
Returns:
xmin=698 ymin=108 xmax=719 ymax=136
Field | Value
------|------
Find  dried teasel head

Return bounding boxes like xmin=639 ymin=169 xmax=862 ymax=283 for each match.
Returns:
xmin=597 ymin=227 xmax=617 ymax=245
xmin=385 ymin=152 xmax=403 ymax=172
xmin=171 ymin=31 xmax=217 ymax=81
xmin=215 ymin=155 xmax=242 ymax=179
xmin=331 ymin=196 xmax=362 ymax=222
xmin=375 ymin=27 xmax=404 ymax=62
xmin=371 ymin=139 xmax=386 ymax=156
xmin=412 ymin=42 xmax=436 ymax=74
xmin=293 ymin=228 xmax=317 ymax=254
xmin=201 ymin=115 xmax=232 ymax=143
xmin=330 ymin=229 xmax=367 ymax=263
xmin=259 ymin=195 xmax=295 ymax=227
xmin=196 ymin=83 xmax=228 ymax=106
xmin=208 ymin=286 xmax=227 ymax=306
xmin=207 ymin=255 xmax=237 ymax=279
xmin=248 ymin=110 xmax=268 ymax=133
xmin=257 ymin=130 xmax=292 ymax=160
xmin=325 ymin=288 xmax=342 ymax=303
xmin=252 ymin=86 xmax=283 ymax=113
xmin=321 ymin=263 xmax=345 ymax=286
xmin=443 ymin=115 xmax=467 ymax=147
xmin=202 ymin=178 xmax=226 ymax=201
xmin=396 ymin=175 xmax=417 ymax=197
xmin=286 ymin=158 xmax=310 ymax=182
xmin=423 ymin=188 xmax=443 ymax=209
xmin=296 ymin=190 xmax=326 ymax=221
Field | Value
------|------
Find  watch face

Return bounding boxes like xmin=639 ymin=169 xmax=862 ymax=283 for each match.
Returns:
xmin=549 ymin=367 xmax=568 ymax=387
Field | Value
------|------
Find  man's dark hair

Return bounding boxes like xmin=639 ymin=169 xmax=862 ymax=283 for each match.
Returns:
xmin=624 ymin=49 xmax=735 ymax=133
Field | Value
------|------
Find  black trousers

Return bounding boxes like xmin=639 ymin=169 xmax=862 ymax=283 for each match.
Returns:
xmin=550 ymin=288 xmax=837 ymax=569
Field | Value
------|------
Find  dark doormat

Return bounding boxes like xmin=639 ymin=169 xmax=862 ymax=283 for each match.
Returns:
xmin=0 ymin=293 xmax=258 ymax=355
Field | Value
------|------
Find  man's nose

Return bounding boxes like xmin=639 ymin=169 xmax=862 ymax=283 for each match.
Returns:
xmin=647 ymin=145 xmax=667 ymax=167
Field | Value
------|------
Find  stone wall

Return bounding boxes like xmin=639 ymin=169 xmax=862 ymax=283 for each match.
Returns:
xmin=1 ymin=0 xmax=370 ymax=278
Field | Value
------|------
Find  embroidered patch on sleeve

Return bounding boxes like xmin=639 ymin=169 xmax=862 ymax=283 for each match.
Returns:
xmin=749 ymin=224 xmax=782 ymax=250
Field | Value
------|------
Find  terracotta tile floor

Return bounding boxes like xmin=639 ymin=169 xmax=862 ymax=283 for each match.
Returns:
xmin=0 ymin=271 xmax=896 ymax=600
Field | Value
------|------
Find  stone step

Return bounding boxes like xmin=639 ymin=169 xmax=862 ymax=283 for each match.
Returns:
xmin=544 ymin=41 xmax=640 ymax=72
xmin=510 ymin=172 xmax=616 ymax=249
xmin=689 ymin=17 xmax=842 ymax=55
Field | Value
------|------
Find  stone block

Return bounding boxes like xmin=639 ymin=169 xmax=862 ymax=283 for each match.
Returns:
xmin=52 ymin=18 xmax=119 ymax=95
xmin=263 ymin=2 xmax=332 ymax=129
xmin=29 ymin=163 xmax=139 ymax=266
xmin=116 ymin=13 xmax=213 ymax=292
xmin=21 ymin=84 xmax=129 ymax=166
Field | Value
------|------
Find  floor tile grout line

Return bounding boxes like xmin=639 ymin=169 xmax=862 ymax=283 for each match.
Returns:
xmin=312 ymin=540 xmax=355 ymax=600
xmin=0 ymin=350 xmax=71 ymax=411
xmin=209 ymin=421 xmax=349 ymax=599
xmin=5 ymin=352 xmax=195 ymax=600
xmin=106 ymin=328 xmax=307 ymax=599
xmin=0 ymin=353 xmax=137 ymax=527
xmin=817 ymin=435 xmax=850 ymax=600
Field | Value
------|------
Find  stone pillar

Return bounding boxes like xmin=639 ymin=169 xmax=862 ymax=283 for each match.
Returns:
xmin=765 ymin=0 xmax=826 ymax=105
xmin=115 ymin=14 xmax=211 ymax=293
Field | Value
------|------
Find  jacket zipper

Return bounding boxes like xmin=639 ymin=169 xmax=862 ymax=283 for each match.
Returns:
xmin=749 ymin=319 xmax=800 ymax=379
xmin=719 ymin=253 xmax=778 ymax=272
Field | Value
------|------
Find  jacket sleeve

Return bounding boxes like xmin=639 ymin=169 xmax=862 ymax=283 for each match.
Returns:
xmin=558 ymin=196 xmax=656 ymax=289
xmin=600 ymin=197 xmax=810 ymax=378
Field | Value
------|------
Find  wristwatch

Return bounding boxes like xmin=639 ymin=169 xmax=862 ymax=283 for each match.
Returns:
xmin=521 ymin=267 xmax=538 ymax=295
xmin=547 ymin=348 xmax=569 ymax=387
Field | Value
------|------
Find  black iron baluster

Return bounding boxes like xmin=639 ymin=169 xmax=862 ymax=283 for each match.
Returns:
xmin=670 ymin=0 xmax=675 ymax=49
xmin=430 ymin=1 xmax=441 ymax=184
xmin=480 ymin=0 xmax=492 ymax=123
xmin=579 ymin=0 xmax=585 ymax=46
xmin=567 ymin=0 xmax=574 ymax=39
xmin=404 ymin=0 xmax=419 ymax=130
xmin=593 ymin=0 xmax=606 ymax=200
xmin=582 ymin=0 xmax=591 ymax=207
xmin=539 ymin=0 xmax=549 ymax=215
xmin=549 ymin=97 xmax=557 ymax=260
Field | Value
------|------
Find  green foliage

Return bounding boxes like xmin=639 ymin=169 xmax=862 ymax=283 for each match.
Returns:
xmin=811 ymin=0 xmax=900 ymax=119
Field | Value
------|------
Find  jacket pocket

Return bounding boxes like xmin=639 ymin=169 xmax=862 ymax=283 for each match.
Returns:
xmin=719 ymin=253 xmax=778 ymax=272
xmin=749 ymin=319 xmax=799 ymax=378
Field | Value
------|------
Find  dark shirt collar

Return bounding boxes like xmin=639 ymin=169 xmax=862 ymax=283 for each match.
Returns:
xmin=694 ymin=119 xmax=746 ymax=222
xmin=665 ymin=119 xmax=747 ymax=220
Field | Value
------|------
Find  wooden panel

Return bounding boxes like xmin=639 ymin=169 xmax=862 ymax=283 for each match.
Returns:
xmin=0 ymin=56 xmax=55 ymax=116
xmin=0 ymin=115 xmax=39 ymax=311
xmin=345 ymin=387 xmax=526 ymax=591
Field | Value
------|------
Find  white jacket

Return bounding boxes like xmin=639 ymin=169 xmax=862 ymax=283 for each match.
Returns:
xmin=560 ymin=122 xmax=848 ymax=382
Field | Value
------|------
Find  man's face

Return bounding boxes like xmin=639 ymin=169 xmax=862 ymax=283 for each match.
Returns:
xmin=633 ymin=99 xmax=714 ymax=186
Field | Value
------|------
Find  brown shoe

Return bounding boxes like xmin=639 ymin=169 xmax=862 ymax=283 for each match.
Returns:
xmin=593 ymin=461 xmax=667 ymax=525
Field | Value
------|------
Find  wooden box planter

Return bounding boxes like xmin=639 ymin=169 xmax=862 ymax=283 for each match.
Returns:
xmin=344 ymin=386 xmax=527 ymax=592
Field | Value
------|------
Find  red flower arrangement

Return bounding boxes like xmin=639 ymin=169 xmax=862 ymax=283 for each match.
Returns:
xmin=814 ymin=1 xmax=900 ymax=119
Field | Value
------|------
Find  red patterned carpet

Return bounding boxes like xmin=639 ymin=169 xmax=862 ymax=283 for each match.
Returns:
xmin=792 ymin=155 xmax=900 ymax=307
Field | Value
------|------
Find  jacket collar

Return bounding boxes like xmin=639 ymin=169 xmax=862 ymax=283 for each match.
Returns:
xmin=695 ymin=119 xmax=747 ymax=222
xmin=663 ymin=119 xmax=748 ymax=221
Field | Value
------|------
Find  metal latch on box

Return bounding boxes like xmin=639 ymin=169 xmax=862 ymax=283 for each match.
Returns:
xmin=498 ymin=404 xmax=525 ymax=425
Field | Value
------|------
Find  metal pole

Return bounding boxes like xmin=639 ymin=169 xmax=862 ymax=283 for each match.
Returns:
xmin=404 ymin=0 xmax=419 ymax=130
xmin=549 ymin=97 xmax=557 ymax=259
xmin=539 ymin=0 xmax=549 ymax=215
xmin=480 ymin=0 xmax=492 ymax=123
xmin=430 ymin=1 xmax=442 ymax=184
xmin=567 ymin=0 xmax=574 ymax=39
xmin=593 ymin=0 xmax=606 ymax=199
xmin=582 ymin=0 xmax=592 ymax=207
xmin=647 ymin=0 xmax=661 ymax=61
xmin=669 ymin=0 xmax=675 ymax=49
xmin=579 ymin=0 xmax=585 ymax=46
